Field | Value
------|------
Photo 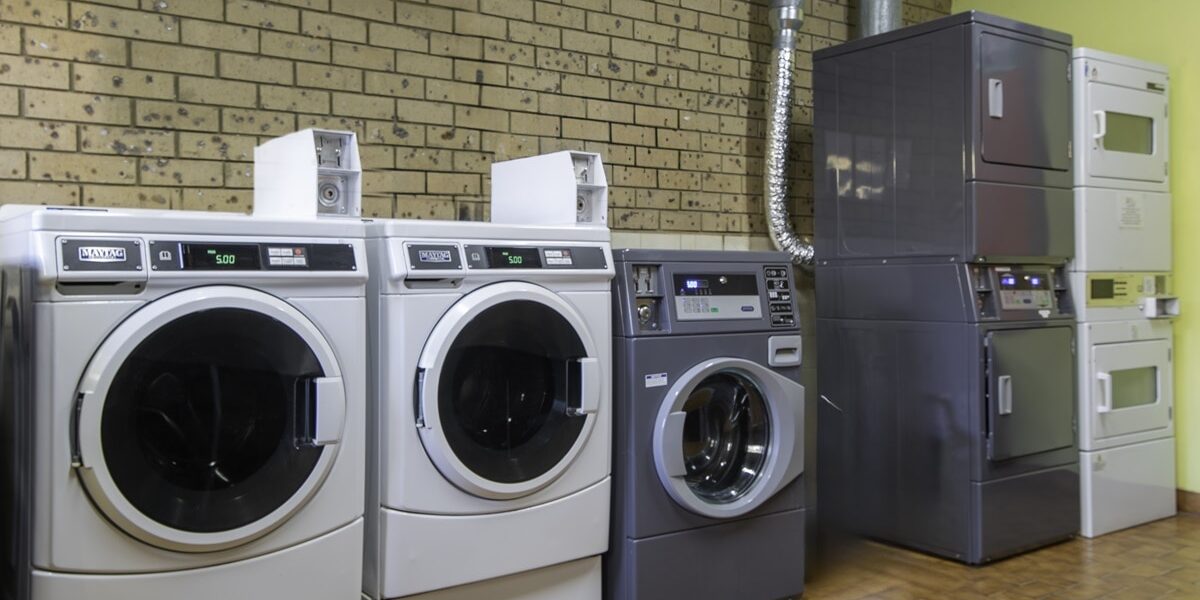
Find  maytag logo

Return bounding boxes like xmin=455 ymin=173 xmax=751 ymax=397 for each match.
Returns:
xmin=78 ymin=246 xmax=127 ymax=263
xmin=418 ymin=249 xmax=452 ymax=263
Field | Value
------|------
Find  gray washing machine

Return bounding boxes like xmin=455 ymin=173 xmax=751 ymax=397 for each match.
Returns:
xmin=607 ymin=249 xmax=807 ymax=600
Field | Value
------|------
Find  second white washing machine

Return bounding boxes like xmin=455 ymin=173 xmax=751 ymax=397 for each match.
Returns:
xmin=361 ymin=219 xmax=613 ymax=599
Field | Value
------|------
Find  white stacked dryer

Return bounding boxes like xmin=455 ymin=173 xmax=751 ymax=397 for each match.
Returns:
xmin=362 ymin=219 xmax=613 ymax=599
xmin=0 ymin=206 xmax=367 ymax=599
xmin=1071 ymin=48 xmax=1177 ymax=538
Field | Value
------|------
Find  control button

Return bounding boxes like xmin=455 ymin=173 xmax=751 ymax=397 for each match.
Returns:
xmin=294 ymin=257 xmax=307 ymax=266
xmin=269 ymin=248 xmax=284 ymax=256
xmin=769 ymin=291 xmax=779 ymax=300
xmin=281 ymin=257 xmax=295 ymax=265
xmin=779 ymin=292 xmax=791 ymax=301
xmin=771 ymin=314 xmax=795 ymax=326
xmin=269 ymin=257 xmax=283 ymax=266
xmin=770 ymin=303 xmax=792 ymax=313
xmin=770 ymin=279 xmax=789 ymax=290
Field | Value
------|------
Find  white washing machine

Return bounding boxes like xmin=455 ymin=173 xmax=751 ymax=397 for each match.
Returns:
xmin=1071 ymin=48 xmax=1177 ymax=538
xmin=361 ymin=219 xmax=612 ymax=599
xmin=0 ymin=206 xmax=367 ymax=600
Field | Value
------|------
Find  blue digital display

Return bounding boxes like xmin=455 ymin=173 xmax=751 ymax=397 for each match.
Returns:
xmin=686 ymin=280 xmax=701 ymax=289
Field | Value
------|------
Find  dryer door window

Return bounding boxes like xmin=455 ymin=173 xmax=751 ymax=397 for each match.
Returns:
xmin=436 ymin=299 xmax=586 ymax=485
xmin=679 ymin=372 xmax=770 ymax=504
xmin=415 ymin=282 xmax=602 ymax=500
xmin=101 ymin=307 xmax=323 ymax=533
xmin=73 ymin=287 xmax=345 ymax=551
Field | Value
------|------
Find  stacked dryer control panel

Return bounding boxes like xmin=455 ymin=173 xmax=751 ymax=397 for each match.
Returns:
xmin=1071 ymin=48 xmax=1177 ymax=538
xmin=814 ymin=11 xmax=1080 ymax=564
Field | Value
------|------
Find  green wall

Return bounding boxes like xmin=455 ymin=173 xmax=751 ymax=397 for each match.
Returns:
xmin=951 ymin=0 xmax=1198 ymax=493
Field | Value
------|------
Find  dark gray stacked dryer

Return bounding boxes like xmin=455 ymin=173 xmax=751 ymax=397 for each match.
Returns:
xmin=814 ymin=11 xmax=1081 ymax=564
xmin=608 ymin=250 xmax=807 ymax=599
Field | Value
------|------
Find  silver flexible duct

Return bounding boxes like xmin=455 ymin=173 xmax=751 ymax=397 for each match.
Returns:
xmin=765 ymin=0 xmax=814 ymax=266
xmin=859 ymin=0 xmax=902 ymax=38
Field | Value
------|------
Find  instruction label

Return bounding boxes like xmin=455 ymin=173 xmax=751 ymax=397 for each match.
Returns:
xmin=644 ymin=373 xmax=668 ymax=388
xmin=1119 ymin=195 xmax=1144 ymax=229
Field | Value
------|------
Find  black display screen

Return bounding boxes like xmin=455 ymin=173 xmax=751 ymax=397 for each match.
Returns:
xmin=673 ymin=274 xmax=758 ymax=296
xmin=998 ymin=271 xmax=1050 ymax=291
xmin=184 ymin=244 xmax=261 ymax=270
xmin=1091 ymin=278 xmax=1115 ymax=300
xmin=487 ymin=247 xmax=542 ymax=269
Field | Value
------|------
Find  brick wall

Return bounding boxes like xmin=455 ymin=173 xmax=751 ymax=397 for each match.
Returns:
xmin=0 ymin=0 xmax=949 ymax=241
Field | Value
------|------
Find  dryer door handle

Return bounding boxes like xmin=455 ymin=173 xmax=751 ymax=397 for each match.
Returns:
xmin=1096 ymin=372 xmax=1113 ymax=414
xmin=570 ymin=357 xmax=600 ymax=416
xmin=299 ymin=376 xmax=345 ymax=446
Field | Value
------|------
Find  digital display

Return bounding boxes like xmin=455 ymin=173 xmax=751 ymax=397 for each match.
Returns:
xmin=1091 ymin=278 xmax=1115 ymax=300
xmin=184 ymin=243 xmax=261 ymax=270
xmin=998 ymin=272 xmax=1050 ymax=291
xmin=487 ymin=247 xmax=542 ymax=269
xmin=673 ymin=274 xmax=758 ymax=296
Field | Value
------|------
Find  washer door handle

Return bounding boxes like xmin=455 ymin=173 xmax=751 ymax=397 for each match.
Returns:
xmin=570 ymin=357 xmax=600 ymax=416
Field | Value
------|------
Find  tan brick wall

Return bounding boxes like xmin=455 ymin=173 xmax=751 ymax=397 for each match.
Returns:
xmin=0 ymin=0 xmax=949 ymax=233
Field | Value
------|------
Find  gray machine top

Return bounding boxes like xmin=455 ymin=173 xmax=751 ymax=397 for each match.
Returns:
xmin=814 ymin=10 xmax=1071 ymax=61
xmin=613 ymin=249 xmax=799 ymax=337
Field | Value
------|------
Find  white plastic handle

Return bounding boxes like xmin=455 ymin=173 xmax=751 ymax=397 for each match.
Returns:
xmin=312 ymin=376 xmax=345 ymax=445
xmin=1096 ymin=372 xmax=1113 ymax=414
xmin=1093 ymin=110 xmax=1107 ymax=141
xmin=574 ymin=357 xmax=600 ymax=415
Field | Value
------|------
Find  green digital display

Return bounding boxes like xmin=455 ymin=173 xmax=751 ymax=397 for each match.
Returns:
xmin=486 ymin=247 xmax=541 ymax=269
xmin=184 ymin=243 xmax=261 ymax=270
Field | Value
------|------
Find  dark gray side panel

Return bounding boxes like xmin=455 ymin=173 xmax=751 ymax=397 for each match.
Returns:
xmin=816 ymin=318 xmax=974 ymax=559
xmin=1 ymin=268 xmax=33 ymax=600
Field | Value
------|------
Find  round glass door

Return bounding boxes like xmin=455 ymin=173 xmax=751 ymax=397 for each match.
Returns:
xmin=101 ymin=307 xmax=323 ymax=533
xmin=74 ymin=287 xmax=345 ymax=551
xmin=680 ymin=372 xmax=771 ymax=504
xmin=417 ymin=283 xmax=601 ymax=499
xmin=654 ymin=357 xmax=805 ymax=519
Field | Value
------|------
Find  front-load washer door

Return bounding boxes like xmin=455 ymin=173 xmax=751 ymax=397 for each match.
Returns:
xmin=1090 ymin=339 xmax=1172 ymax=444
xmin=416 ymin=282 xmax=601 ymax=500
xmin=653 ymin=357 xmax=805 ymax=519
xmin=73 ymin=286 xmax=346 ymax=553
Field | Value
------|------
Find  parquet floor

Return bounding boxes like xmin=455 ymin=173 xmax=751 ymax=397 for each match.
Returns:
xmin=805 ymin=514 xmax=1200 ymax=599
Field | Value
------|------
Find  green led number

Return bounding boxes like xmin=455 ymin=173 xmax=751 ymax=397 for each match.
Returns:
xmin=215 ymin=254 xmax=236 ymax=265
xmin=507 ymin=254 xmax=523 ymax=265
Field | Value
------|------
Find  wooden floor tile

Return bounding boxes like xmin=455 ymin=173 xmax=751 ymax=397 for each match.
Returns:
xmin=803 ymin=514 xmax=1200 ymax=600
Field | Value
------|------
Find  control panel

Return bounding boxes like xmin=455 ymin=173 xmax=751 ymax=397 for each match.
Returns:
xmin=764 ymin=265 xmax=796 ymax=327
xmin=148 ymin=241 xmax=357 ymax=271
xmin=672 ymin=273 xmax=762 ymax=321
xmin=625 ymin=261 xmax=797 ymax=333
xmin=463 ymin=245 xmax=607 ymax=270
xmin=971 ymin=265 xmax=1071 ymax=320
xmin=404 ymin=243 xmax=608 ymax=273
xmin=1086 ymin=273 xmax=1171 ymax=307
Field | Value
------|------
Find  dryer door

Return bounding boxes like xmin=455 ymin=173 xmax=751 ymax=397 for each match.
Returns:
xmin=1090 ymin=339 xmax=1172 ymax=443
xmin=74 ymin=286 xmax=345 ymax=552
xmin=416 ymin=282 xmax=601 ymax=500
xmin=653 ymin=357 xmax=805 ymax=519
